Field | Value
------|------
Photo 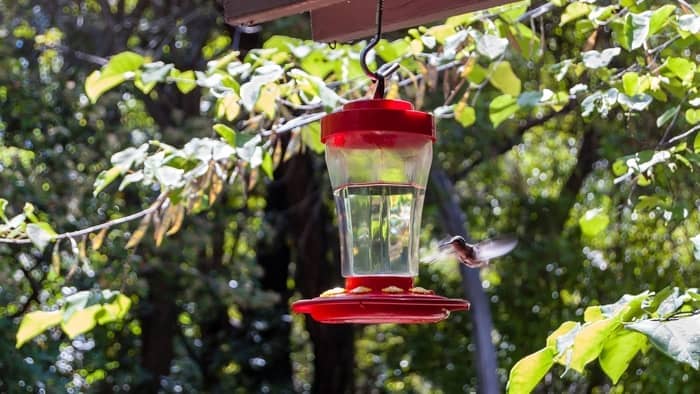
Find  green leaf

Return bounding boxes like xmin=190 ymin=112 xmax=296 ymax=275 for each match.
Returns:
xmin=85 ymin=51 xmax=145 ymax=103
xmin=624 ymin=11 xmax=651 ymax=50
xmin=579 ymin=208 xmax=609 ymax=236
xmin=455 ymin=103 xmax=476 ymax=127
xmin=626 ymin=313 xmax=700 ymax=370
xmin=93 ymin=167 xmax=124 ymax=197
xmin=240 ymin=65 xmax=283 ymax=111
xmin=26 ymin=222 xmax=56 ymax=251
xmin=517 ymin=91 xmax=543 ymax=107
xmin=582 ymin=48 xmax=621 ymax=69
xmin=506 ymin=348 xmax=555 ymax=394
xmin=599 ymin=329 xmax=647 ymax=383
xmin=85 ymin=70 xmax=127 ymax=104
xmin=560 ymin=2 xmax=592 ymax=27
xmin=649 ymin=5 xmax=676 ymax=35
xmin=686 ymin=109 xmax=700 ymax=125
xmin=612 ymin=158 xmax=629 ymax=176
xmin=584 ymin=306 xmax=605 ymax=323
xmin=261 ymin=152 xmax=274 ymax=179
xmin=61 ymin=305 xmax=102 ymax=339
xmin=570 ymin=318 xmax=621 ymax=372
xmin=695 ymin=133 xmax=700 ymax=153
xmin=476 ymin=34 xmax=508 ymax=60
xmin=301 ymin=123 xmax=325 ymax=154
xmin=665 ymin=57 xmax=697 ymax=85
xmin=213 ymin=123 xmax=237 ymax=146
xmin=96 ymin=293 xmax=131 ymax=324
xmin=16 ymin=310 xmax=62 ymax=348
xmin=0 ymin=198 xmax=7 ymax=222
xmin=489 ymin=95 xmax=519 ymax=127
xmin=489 ymin=61 xmax=521 ymax=97
xmin=657 ymin=106 xmax=680 ymax=127
xmin=171 ymin=69 xmax=197 ymax=94
xmin=622 ymin=72 xmax=639 ymax=96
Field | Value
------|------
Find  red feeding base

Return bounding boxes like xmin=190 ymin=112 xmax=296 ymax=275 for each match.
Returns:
xmin=292 ymin=277 xmax=469 ymax=324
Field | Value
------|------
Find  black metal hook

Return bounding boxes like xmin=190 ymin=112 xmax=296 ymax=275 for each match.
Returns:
xmin=359 ymin=0 xmax=398 ymax=99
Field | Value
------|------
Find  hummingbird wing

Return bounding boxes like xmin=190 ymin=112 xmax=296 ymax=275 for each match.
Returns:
xmin=420 ymin=236 xmax=457 ymax=264
xmin=473 ymin=236 xmax=518 ymax=261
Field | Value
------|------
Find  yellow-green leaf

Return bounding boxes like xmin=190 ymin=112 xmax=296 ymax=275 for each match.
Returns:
xmin=16 ymin=310 xmax=62 ymax=348
xmin=489 ymin=95 xmax=519 ymax=127
xmin=61 ymin=305 xmax=102 ymax=339
xmin=546 ymin=321 xmax=580 ymax=349
xmin=560 ymin=2 xmax=592 ymax=27
xmin=570 ymin=318 xmax=621 ymax=372
xmin=171 ymin=69 xmax=197 ymax=94
xmin=599 ymin=330 xmax=647 ymax=383
xmin=507 ymin=348 xmax=555 ymax=394
xmin=579 ymin=208 xmax=609 ymax=236
xmin=455 ymin=103 xmax=476 ymax=127
xmin=96 ymin=294 xmax=132 ymax=324
xmin=489 ymin=61 xmax=521 ymax=97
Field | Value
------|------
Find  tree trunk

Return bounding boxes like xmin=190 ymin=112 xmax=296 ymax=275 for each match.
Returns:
xmin=284 ymin=153 xmax=355 ymax=394
xmin=430 ymin=166 xmax=500 ymax=394
xmin=138 ymin=268 xmax=178 ymax=392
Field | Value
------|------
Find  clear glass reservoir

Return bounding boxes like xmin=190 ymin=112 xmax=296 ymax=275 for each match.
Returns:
xmin=322 ymin=100 xmax=434 ymax=277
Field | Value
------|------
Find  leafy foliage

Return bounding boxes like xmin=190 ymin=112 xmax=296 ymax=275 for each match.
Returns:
xmin=507 ymin=288 xmax=700 ymax=392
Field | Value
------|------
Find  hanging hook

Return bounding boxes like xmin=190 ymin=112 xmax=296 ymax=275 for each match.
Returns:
xmin=359 ymin=0 xmax=397 ymax=99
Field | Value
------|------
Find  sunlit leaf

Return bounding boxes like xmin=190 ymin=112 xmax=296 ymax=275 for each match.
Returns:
xmin=489 ymin=95 xmax=519 ymax=127
xmin=301 ymin=123 xmax=325 ymax=154
xmin=657 ymin=106 xmax=680 ymax=127
xmin=213 ymin=123 xmax=237 ymax=146
xmin=626 ymin=314 xmax=700 ymax=370
xmin=599 ymin=329 xmax=647 ymax=383
xmin=506 ymin=348 xmax=554 ymax=394
xmin=649 ymin=5 xmax=676 ymax=35
xmin=582 ymin=48 xmax=621 ymax=69
xmin=26 ymin=222 xmax=56 ymax=251
xmin=570 ymin=318 xmax=620 ymax=372
xmin=579 ymin=208 xmax=609 ymax=236
xmin=489 ymin=61 xmax=521 ymax=97
xmin=261 ymin=151 xmax=274 ymax=180
xmin=624 ymin=11 xmax=651 ymax=50
xmin=454 ymin=102 xmax=476 ymax=127
xmin=16 ymin=311 xmax=62 ymax=348
xmin=476 ymin=34 xmax=508 ymax=60
xmin=679 ymin=14 xmax=700 ymax=35
xmin=560 ymin=2 xmax=592 ymax=27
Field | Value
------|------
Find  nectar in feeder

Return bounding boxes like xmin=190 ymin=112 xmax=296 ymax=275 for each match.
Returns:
xmin=292 ymin=99 xmax=470 ymax=324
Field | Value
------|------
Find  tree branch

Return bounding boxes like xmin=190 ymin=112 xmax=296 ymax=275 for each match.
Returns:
xmin=453 ymin=99 xmax=576 ymax=180
xmin=0 ymin=193 xmax=167 ymax=245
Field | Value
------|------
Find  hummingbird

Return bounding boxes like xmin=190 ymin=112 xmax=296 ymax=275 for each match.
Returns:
xmin=425 ymin=235 xmax=518 ymax=268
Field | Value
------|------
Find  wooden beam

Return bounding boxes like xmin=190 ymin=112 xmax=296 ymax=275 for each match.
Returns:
xmin=223 ymin=0 xmax=344 ymax=25
xmin=311 ymin=0 xmax=514 ymax=42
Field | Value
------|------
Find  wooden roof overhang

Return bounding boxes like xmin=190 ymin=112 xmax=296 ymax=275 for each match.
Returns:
xmin=223 ymin=0 xmax=515 ymax=42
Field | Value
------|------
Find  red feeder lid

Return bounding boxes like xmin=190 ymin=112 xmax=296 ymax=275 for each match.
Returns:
xmin=321 ymin=99 xmax=435 ymax=147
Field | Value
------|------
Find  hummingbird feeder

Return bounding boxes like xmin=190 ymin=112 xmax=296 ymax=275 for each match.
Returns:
xmin=291 ymin=0 xmax=469 ymax=324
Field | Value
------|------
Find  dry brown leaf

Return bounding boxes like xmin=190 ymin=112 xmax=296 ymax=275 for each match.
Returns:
xmin=166 ymin=204 xmax=185 ymax=236
xmin=51 ymin=240 xmax=61 ymax=276
xmin=126 ymin=214 xmax=151 ymax=249
xmin=91 ymin=226 xmax=109 ymax=251
xmin=209 ymin=173 xmax=224 ymax=205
